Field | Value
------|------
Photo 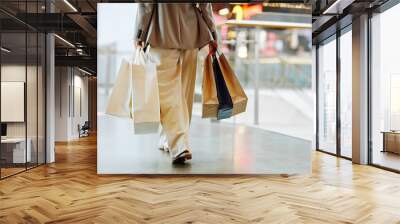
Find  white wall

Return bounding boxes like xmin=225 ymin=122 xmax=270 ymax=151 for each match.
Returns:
xmin=55 ymin=67 xmax=68 ymax=141
xmin=1 ymin=66 xmax=26 ymax=131
xmin=1 ymin=66 xmax=28 ymax=144
xmin=1 ymin=82 xmax=25 ymax=122
xmin=72 ymin=73 xmax=89 ymax=137
xmin=55 ymin=67 xmax=89 ymax=141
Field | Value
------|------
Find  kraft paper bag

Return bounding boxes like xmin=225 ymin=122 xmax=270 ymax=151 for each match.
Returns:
xmin=202 ymin=53 xmax=219 ymax=118
xmin=212 ymin=53 xmax=233 ymax=120
xmin=105 ymin=59 xmax=133 ymax=118
xmin=201 ymin=52 xmax=247 ymax=119
xmin=217 ymin=53 xmax=247 ymax=116
xmin=132 ymin=48 xmax=160 ymax=134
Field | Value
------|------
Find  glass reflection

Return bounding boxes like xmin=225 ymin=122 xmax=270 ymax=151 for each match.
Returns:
xmin=0 ymin=1 xmax=46 ymax=179
xmin=1 ymin=31 xmax=28 ymax=177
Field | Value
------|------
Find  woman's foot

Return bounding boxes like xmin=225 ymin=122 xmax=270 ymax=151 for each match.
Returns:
xmin=158 ymin=144 xmax=169 ymax=152
xmin=158 ymin=134 xmax=169 ymax=152
xmin=172 ymin=149 xmax=192 ymax=164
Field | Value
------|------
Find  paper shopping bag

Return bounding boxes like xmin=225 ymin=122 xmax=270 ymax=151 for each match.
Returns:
xmin=131 ymin=49 xmax=160 ymax=134
xmin=201 ymin=52 xmax=247 ymax=119
xmin=217 ymin=53 xmax=247 ymax=116
xmin=212 ymin=53 xmax=234 ymax=120
xmin=201 ymin=53 xmax=219 ymax=118
xmin=105 ymin=59 xmax=133 ymax=118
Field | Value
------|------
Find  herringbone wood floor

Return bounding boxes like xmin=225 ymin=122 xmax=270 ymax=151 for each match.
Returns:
xmin=1 ymin=134 xmax=400 ymax=224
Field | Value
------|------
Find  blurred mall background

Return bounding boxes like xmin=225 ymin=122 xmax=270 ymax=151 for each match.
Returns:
xmin=192 ymin=3 xmax=312 ymax=141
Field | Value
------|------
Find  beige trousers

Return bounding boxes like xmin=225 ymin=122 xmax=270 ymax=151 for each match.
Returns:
xmin=150 ymin=48 xmax=198 ymax=158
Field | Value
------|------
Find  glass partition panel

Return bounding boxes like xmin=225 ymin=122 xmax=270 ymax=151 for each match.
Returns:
xmin=0 ymin=0 xmax=46 ymax=179
xmin=312 ymin=45 xmax=317 ymax=150
xmin=317 ymin=37 xmax=337 ymax=154
xmin=1 ymin=30 xmax=28 ymax=177
xmin=371 ymin=4 xmax=400 ymax=171
xmin=27 ymin=30 xmax=38 ymax=169
xmin=339 ymin=29 xmax=352 ymax=158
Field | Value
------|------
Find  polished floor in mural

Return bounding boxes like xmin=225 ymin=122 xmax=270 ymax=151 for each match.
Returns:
xmin=98 ymin=115 xmax=311 ymax=174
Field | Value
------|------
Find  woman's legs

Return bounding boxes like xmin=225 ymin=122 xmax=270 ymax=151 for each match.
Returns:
xmin=151 ymin=48 xmax=196 ymax=159
xmin=158 ymin=49 xmax=198 ymax=154
xmin=181 ymin=49 xmax=199 ymax=122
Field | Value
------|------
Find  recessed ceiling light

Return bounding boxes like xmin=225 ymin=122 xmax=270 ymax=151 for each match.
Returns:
xmin=78 ymin=67 xmax=93 ymax=76
xmin=322 ymin=0 xmax=352 ymax=15
xmin=219 ymin=8 xmax=229 ymax=16
xmin=63 ymin=0 xmax=78 ymax=12
xmin=1 ymin=47 xmax=11 ymax=53
xmin=54 ymin=34 xmax=75 ymax=48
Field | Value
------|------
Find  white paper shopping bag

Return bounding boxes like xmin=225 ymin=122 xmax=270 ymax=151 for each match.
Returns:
xmin=132 ymin=48 xmax=160 ymax=134
xmin=105 ymin=59 xmax=132 ymax=118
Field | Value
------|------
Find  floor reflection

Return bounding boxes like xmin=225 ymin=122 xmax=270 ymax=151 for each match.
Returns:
xmin=98 ymin=115 xmax=311 ymax=174
xmin=373 ymin=151 xmax=400 ymax=171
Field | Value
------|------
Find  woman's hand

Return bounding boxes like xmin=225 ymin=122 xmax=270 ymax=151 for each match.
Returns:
xmin=209 ymin=40 xmax=218 ymax=55
xmin=136 ymin=40 xmax=144 ymax=48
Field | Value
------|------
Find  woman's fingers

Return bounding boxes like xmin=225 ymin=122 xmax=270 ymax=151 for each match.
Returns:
xmin=136 ymin=40 xmax=144 ymax=48
xmin=209 ymin=40 xmax=218 ymax=54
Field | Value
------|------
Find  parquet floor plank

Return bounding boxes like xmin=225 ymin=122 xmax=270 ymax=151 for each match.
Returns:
xmin=1 ymin=135 xmax=400 ymax=223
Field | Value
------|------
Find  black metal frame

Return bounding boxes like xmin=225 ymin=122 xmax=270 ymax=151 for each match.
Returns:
xmin=0 ymin=0 xmax=47 ymax=180
xmin=44 ymin=0 xmax=47 ymax=165
xmin=315 ymin=44 xmax=319 ymax=151
xmin=367 ymin=11 xmax=373 ymax=166
xmin=336 ymin=25 xmax=341 ymax=158
xmin=0 ymin=21 xmax=2 ymax=179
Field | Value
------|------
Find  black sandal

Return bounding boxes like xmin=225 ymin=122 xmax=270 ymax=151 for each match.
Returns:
xmin=172 ymin=150 xmax=192 ymax=164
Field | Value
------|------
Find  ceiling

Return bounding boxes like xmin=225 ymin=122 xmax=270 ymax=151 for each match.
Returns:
xmin=311 ymin=0 xmax=391 ymax=44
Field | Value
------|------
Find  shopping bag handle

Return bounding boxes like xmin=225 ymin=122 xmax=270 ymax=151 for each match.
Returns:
xmin=143 ymin=43 xmax=150 ymax=53
xmin=209 ymin=48 xmax=222 ymax=57
xmin=134 ymin=46 xmax=160 ymax=65
xmin=134 ymin=48 xmax=147 ymax=65
xmin=143 ymin=4 xmax=156 ymax=53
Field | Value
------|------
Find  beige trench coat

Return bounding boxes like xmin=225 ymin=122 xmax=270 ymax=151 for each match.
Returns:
xmin=135 ymin=3 xmax=217 ymax=50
